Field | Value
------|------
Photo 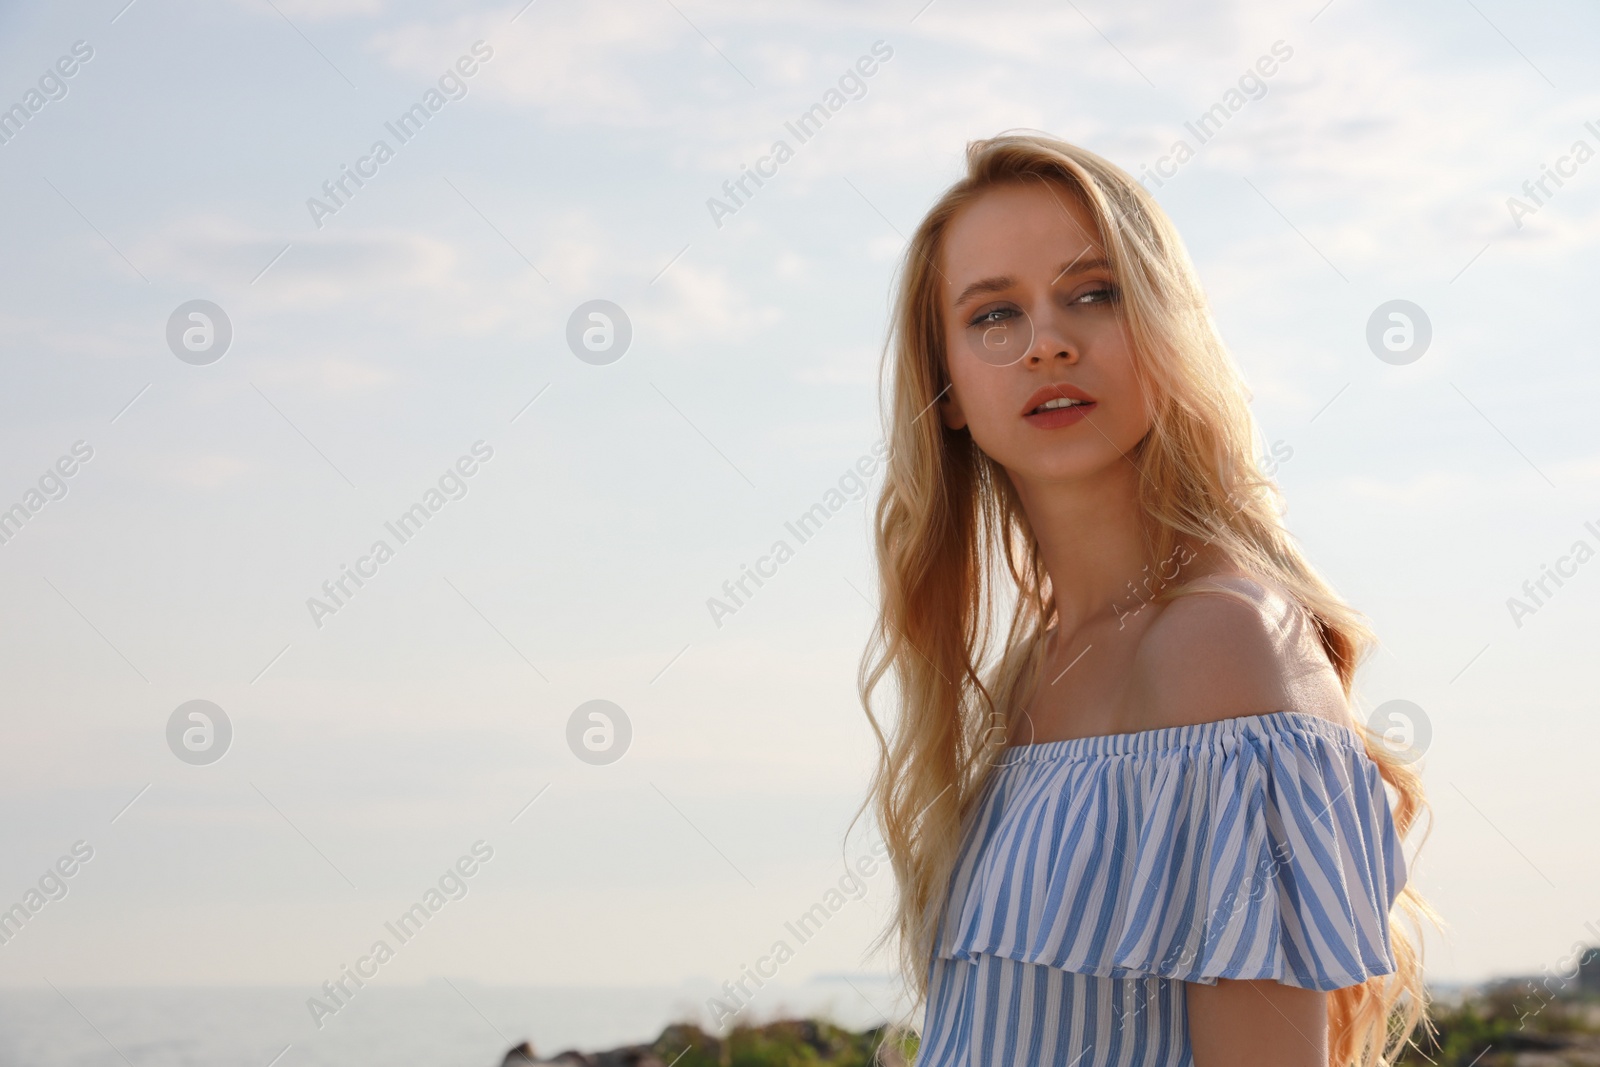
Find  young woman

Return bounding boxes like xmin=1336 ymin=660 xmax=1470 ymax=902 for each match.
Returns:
xmin=857 ymin=133 xmax=1431 ymax=1066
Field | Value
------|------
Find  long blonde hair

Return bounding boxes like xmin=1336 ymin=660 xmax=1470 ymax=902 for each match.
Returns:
xmin=854 ymin=131 xmax=1432 ymax=1066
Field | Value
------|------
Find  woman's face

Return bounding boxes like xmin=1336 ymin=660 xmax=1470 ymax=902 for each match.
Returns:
xmin=938 ymin=179 xmax=1153 ymax=488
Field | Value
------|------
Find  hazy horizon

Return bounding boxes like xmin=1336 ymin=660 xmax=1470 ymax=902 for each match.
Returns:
xmin=2 ymin=0 xmax=1598 ymax=1046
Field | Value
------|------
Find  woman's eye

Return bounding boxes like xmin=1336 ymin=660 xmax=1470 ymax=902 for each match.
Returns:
xmin=968 ymin=306 xmax=1018 ymax=327
xmin=1072 ymin=284 xmax=1118 ymax=306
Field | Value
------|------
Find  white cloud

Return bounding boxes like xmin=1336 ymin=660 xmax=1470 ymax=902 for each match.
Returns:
xmin=791 ymin=345 xmax=881 ymax=386
xmin=255 ymin=356 xmax=397 ymax=393
xmin=640 ymin=258 xmax=783 ymax=343
xmin=159 ymin=453 xmax=253 ymax=488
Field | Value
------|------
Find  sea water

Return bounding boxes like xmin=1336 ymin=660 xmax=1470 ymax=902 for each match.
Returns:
xmin=0 ymin=977 xmax=908 ymax=1066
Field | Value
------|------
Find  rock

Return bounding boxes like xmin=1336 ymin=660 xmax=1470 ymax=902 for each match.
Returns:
xmin=592 ymin=1051 xmax=667 ymax=1067
xmin=496 ymin=1016 xmax=911 ymax=1067
xmin=497 ymin=1043 xmax=663 ymax=1067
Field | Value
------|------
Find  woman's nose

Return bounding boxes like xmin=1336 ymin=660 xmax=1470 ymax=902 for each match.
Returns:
xmin=1026 ymin=319 xmax=1079 ymax=365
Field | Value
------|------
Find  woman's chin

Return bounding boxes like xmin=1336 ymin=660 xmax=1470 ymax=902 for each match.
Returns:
xmin=997 ymin=453 xmax=1132 ymax=490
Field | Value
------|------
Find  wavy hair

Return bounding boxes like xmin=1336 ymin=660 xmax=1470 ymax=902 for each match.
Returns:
xmin=853 ymin=131 xmax=1433 ymax=1066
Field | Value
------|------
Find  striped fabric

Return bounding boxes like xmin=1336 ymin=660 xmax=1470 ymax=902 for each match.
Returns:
xmin=915 ymin=711 xmax=1407 ymax=1066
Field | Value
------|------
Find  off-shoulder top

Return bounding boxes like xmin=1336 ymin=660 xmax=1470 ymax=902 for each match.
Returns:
xmin=914 ymin=711 xmax=1407 ymax=1067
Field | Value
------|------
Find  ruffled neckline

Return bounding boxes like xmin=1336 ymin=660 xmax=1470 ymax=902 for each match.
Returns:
xmin=996 ymin=709 xmax=1364 ymax=764
xmin=935 ymin=705 xmax=1406 ymax=991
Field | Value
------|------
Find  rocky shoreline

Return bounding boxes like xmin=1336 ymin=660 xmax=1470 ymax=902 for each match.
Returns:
xmin=493 ymin=1019 xmax=915 ymax=1067
xmin=487 ymin=982 xmax=1600 ymax=1067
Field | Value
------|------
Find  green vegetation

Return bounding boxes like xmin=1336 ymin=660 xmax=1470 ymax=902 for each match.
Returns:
xmin=646 ymin=1019 xmax=920 ymax=1067
xmin=1395 ymin=983 xmax=1600 ymax=1066
xmin=528 ymin=980 xmax=1600 ymax=1066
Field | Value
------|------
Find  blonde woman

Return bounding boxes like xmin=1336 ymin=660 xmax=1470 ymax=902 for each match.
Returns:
xmin=858 ymin=132 xmax=1430 ymax=1066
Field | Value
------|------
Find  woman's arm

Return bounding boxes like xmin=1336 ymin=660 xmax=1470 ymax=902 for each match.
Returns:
xmin=1135 ymin=577 xmax=1348 ymax=1066
xmin=1186 ymin=978 xmax=1328 ymax=1067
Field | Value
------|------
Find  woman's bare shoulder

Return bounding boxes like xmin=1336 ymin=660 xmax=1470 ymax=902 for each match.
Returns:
xmin=1125 ymin=567 xmax=1353 ymax=732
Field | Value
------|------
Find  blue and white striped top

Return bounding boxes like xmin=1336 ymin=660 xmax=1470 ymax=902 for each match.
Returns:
xmin=915 ymin=711 xmax=1407 ymax=1066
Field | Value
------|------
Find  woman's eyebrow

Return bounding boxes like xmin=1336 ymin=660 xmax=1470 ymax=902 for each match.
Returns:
xmin=951 ymin=274 xmax=1016 ymax=308
xmin=951 ymin=256 xmax=1113 ymax=308
xmin=1050 ymin=255 xmax=1111 ymax=284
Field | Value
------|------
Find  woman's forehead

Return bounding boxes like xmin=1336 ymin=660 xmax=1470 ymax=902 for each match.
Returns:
xmin=947 ymin=183 xmax=1097 ymax=249
xmin=942 ymin=187 xmax=1107 ymax=302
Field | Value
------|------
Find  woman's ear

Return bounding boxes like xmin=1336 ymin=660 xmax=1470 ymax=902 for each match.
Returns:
xmin=939 ymin=383 xmax=967 ymax=430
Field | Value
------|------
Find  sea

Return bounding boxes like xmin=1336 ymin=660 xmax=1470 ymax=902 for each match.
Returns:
xmin=0 ymin=977 xmax=910 ymax=1066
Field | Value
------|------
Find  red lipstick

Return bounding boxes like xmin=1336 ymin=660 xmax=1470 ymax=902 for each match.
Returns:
xmin=1021 ymin=384 xmax=1097 ymax=429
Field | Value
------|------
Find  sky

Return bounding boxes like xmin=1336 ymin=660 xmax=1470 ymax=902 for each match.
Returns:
xmin=1 ymin=0 xmax=1598 ymax=1034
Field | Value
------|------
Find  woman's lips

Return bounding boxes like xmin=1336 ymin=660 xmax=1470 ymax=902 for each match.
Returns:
xmin=1024 ymin=401 xmax=1096 ymax=428
xmin=1020 ymin=384 xmax=1096 ymax=424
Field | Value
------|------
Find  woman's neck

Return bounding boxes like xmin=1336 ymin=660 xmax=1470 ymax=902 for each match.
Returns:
xmin=1010 ymin=459 xmax=1160 ymax=636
